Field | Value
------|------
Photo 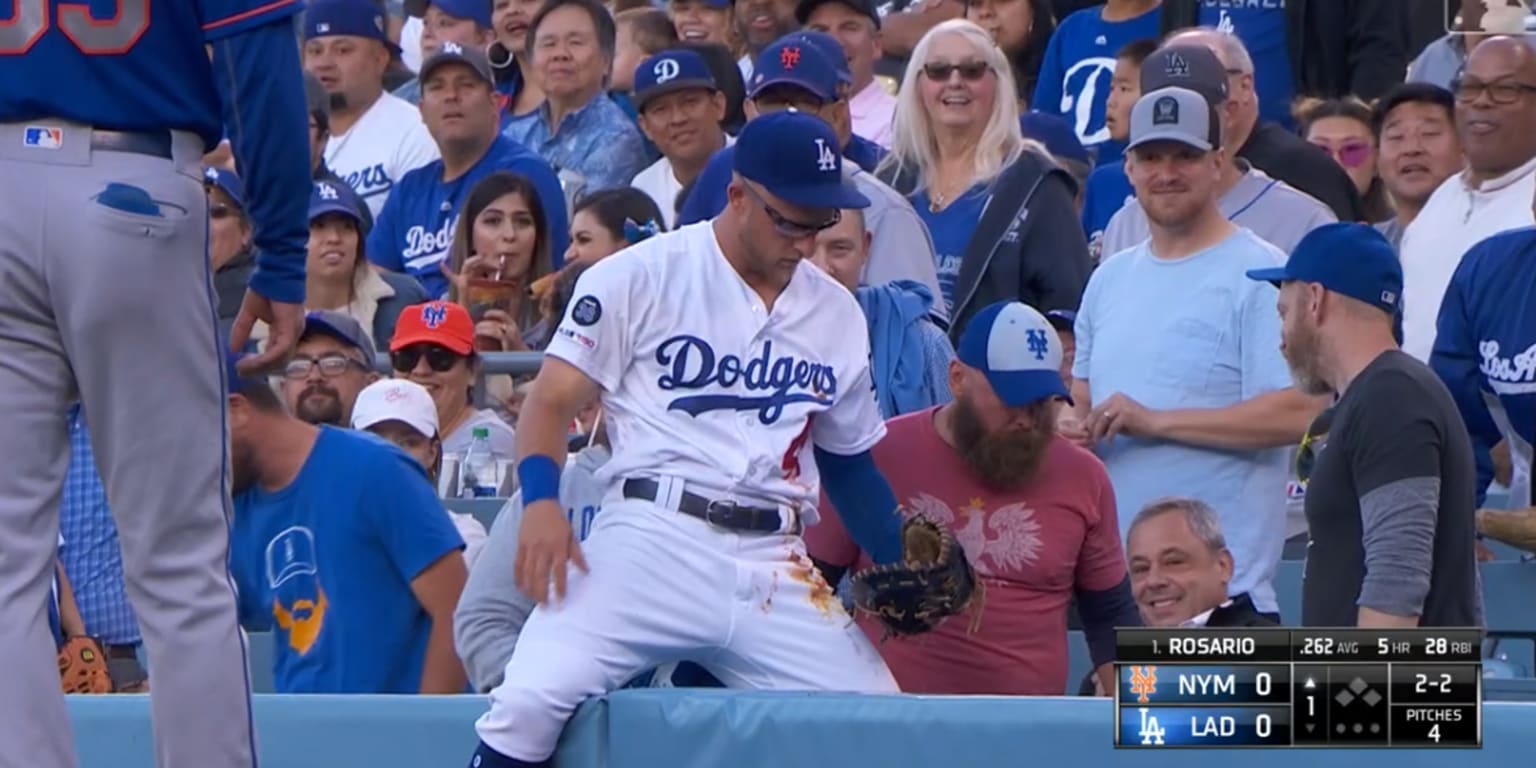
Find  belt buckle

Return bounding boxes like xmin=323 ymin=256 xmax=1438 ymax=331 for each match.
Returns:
xmin=704 ymin=499 xmax=741 ymax=529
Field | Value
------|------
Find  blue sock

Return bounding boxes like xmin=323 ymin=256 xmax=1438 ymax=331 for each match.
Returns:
xmin=469 ymin=742 xmax=550 ymax=768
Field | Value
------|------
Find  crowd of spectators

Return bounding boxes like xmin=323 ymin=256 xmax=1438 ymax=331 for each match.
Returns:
xmin=52 ymin=0 xmax=1536 ymax=730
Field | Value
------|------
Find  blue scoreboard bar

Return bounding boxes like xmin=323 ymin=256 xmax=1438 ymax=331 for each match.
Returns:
xmin=1113 ymin=628 xmax=1482 ymax=749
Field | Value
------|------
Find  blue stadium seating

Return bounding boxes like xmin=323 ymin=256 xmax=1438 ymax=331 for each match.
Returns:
xmin=66 ymin=692 xmax=1536 ymax=767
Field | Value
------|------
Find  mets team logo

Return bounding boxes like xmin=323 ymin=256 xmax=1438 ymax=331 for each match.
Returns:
xmin=421 ymin=302 xmax=449 ymax=328
xmin=266 ymin=526 xmax=327 ymax=656
xmin=655 ymin=336 xmax=837 ymax=424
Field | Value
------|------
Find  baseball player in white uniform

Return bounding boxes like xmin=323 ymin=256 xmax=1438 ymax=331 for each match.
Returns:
xmin=469 ymin=111 xmax=913 ymax=767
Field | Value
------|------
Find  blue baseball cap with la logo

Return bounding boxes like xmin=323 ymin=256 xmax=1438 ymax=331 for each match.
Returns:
xmin=634 ymin=49 xmax=718 ymax=111
xmin=308 ymin=180 xmax=363 ymax=225
xmin=733 ymin=111 xmax=869 ymax=210
xmin=1245 ymin=222 xmax=1404 ymax=316
xmin=956 ymin=301 xmax=1073 ymax=408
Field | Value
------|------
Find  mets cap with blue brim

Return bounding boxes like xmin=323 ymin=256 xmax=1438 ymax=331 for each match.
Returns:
xmin=733 ymin=110 xmax=870 ymax=210
xmin=957 ymin=301 xmax=1073 ymax=408
xmin=1245 ymin=222 xmax=1403 ymax=316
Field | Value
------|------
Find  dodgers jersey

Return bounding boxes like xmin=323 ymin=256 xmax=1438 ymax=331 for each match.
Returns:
xmin=325 ymin=92 xmax=441 ymax=218
xmin=368 ymin=134 xmax=569 ymax=298
xmin=544 ymin=221 xmax=887 ymax=520
xmin=0 ymin=0 xmax=302 ymax=150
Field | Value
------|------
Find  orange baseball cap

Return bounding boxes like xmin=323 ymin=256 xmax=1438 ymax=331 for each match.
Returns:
xmin=390 ymin=301 xmax=475 ymax=356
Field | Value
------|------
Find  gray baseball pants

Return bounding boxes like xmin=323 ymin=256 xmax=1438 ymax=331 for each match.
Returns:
xmin=0 ymin=121 xmax=256 ymax=767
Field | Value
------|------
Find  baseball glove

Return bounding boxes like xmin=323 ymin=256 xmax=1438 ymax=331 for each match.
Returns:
xmin=848 ymin=515 xmax=978 ymax=636
xmin=58 ymin=636 xmax=114 ymax=694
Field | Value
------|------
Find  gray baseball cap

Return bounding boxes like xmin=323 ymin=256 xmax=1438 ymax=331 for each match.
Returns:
xmin=1140 ymin=44 xmax=1229 ymax=106
xmin=1127 ymin=86 xmax=1221 ymax=153
xmin=419 ymin=41 xmax=494 ymax=86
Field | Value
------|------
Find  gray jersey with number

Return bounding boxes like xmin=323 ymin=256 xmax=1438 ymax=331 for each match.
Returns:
xmin=1101 ymin=164 xmax=1337 ymax=262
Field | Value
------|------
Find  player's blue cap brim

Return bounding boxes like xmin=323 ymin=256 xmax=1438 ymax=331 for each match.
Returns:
xmin=757 ymin=177 xmax=870 ymax=211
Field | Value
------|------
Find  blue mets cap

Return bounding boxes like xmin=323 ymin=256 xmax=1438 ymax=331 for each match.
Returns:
xmin=404 ymin=0 xmax=492 ymax=27
xmin=309 ymin=180 xmax=363 ymax=225
xmin=1044 ymin=308 xmax=1076 ymax=332
xmin=203 ymin=167 xmax=244 ymax=211
xmin=749 ymin=35 xmax=840 ymax=103
xmin=734 ymin=111 xmax=869 ymax=210
xmin=957 ymin=301 xmax=1073 ymax=408
xmin=793 ymin=30 xmax=853 ymax=87
xmin=302 ymin=310 xmax=377 ymax=356
xmin=1021 ymin=111 xmax=1090 ymax=166
xmin=1245 ymin=222 xmax=1403 ymax=315
xmin=634 ymin=49 xmax=718 ymax=111
xmin=304 ymin=0 xmax=401 ymax=53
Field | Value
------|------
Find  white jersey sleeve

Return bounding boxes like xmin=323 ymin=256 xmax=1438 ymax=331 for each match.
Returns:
xmin=809 ymin=314 xmax=887 ymax=456
xmin=542 ymin=253 xmax=651 ymax=391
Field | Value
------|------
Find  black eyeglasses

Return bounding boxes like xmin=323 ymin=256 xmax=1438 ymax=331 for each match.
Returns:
xmin=741 ymin=182 xmax=840 ymax=239
xmin=1451 ymin=78 xmax=1536 ymax=105
xmin=921 ymin=61 xmax=990 ymax=82
xmin=283 ymin=354 xmax=369 ymax=380
xmin=390 ymin=344 xmax=463 ymax=373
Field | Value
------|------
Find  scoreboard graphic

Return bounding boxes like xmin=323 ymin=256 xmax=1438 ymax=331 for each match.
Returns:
xmin=1113 ymin=628 xmax=1482 ymax=749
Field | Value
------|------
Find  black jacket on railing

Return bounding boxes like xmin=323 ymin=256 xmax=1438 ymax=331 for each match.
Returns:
xmin=877 ymin=149 xmax=1091 ymax=343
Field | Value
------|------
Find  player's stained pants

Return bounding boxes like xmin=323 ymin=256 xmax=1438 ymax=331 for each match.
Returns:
xmin=475 ymin=495 xmax=900 ymax=761
xmin=0 ymin=123 xmax=256 ymax=768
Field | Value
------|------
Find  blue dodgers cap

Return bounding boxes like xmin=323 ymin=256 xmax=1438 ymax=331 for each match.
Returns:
xmin=748 ymin=35 xmax=840 ymax=103
xmin=404 ymin=0 xmax=492 ymax=27
xmin=734 ymin=111 xmax=869 ymax=210
xmin=1021 ymin=111 xmax=1090 ymax=166
xmin=309 ymin=179 xmax=363 ymax=224
xmin=1245 ymin=222 xmax=1403 ymax=315
xmin=203 ymin=167 xmax=244 ymax=210
xmin=633 ymin=49 xmax=718 ymax=111
xmin=302 ymin=310 xmax=377 ymax=355
xmin=304 ymin=0 xmax=401 ymax=53
xmin=957 ymin=301 xmax=1073 ymax=408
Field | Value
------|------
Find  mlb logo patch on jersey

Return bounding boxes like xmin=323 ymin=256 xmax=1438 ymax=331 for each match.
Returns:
xmin=23 ymin=126 xmax=63 ymax=150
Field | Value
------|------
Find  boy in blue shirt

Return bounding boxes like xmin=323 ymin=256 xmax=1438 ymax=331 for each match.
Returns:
xmin=1080 ymin=38 xmax=1155 ymax=264
xmin=227 ymin=357 xmax=468 ymax=694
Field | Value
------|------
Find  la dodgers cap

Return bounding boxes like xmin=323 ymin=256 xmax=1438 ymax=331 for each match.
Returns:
xmin=203 ymin=167 xmax=244 ymax=211
xmin=634 ymin=49 xmax=718 ymax=111
xmin=957 ymin=302 xmax=1072 ymax=408
xmin=1128 ymin=86 xmax=1221 ymax=153
xmin=352 ymin=379 xmax=440 ymax=438
xmin=403 ymin=0 xmax=492 ymax=27
xmin=309 ymin=180 xmax=363 ymax=225
xmin=419 ymin=41 xmax=495 ymax=86
xmin=304 ymin=0 xmax=402 ymax=54
xmin=748 ymin=35 xmax=840 ymax=103
xmin=734 ymin=111 xmax=870 ymax=210
xmin=391 ymin=301 xmax=476 ymax=356
xmin=1245 ymin=222 xmax=1403 ymax=315
xmin=795 ymin=0 xmax=880 ymax=30
xmin=1140 ymin=44 xmax=1228 ymax=106
xmin=302 ymin=310 xmax=377 ymax=356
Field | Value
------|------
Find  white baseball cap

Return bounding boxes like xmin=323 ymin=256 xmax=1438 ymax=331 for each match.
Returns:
xmin=351 ymin=379 xmax=439 ymax=437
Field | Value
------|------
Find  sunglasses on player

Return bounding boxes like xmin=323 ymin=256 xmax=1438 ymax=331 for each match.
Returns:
xmin=390 ymin=344 xmax=464 ymax=373
xmin=741 ymin=182 xmax=840 ymax=239
xmin=921 ymin=61 xmax=991 ymax=82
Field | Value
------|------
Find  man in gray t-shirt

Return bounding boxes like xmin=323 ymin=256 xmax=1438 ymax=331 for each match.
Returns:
xmin=1100 ymin=160 xmax=1337 ymax=261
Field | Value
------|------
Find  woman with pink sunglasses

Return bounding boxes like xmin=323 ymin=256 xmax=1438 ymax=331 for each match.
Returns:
xmin=1296 ymin=98 xmax=1395 ymax=224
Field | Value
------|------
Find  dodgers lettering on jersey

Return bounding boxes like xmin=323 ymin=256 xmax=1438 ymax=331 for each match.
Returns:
xmin=1030 ymin=5 xmax=1160 ymax=150
xmin=541 ymin=222 xmax=886 ymax=518
xmin=324 ymin=93 xmax=440 ymax=218
xmin=0 ymin=0 xmax=302 ymax=149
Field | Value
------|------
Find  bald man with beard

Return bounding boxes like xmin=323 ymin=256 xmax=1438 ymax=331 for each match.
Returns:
xmin=807 ymin=301 xmax=1140 ymax=697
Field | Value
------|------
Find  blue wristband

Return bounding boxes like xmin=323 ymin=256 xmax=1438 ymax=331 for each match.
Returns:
xmin=517 ymin=455 xmax=561 ymax=504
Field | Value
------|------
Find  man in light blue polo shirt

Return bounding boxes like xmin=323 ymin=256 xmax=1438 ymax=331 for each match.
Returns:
xmin=1068 ymin=84 xmax=1324 ymax=618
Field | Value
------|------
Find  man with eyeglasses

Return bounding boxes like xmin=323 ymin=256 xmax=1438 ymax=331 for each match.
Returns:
xmin=1400 ymin=35 xmax=1536 ymax=364
xmin=279 ymin=312 xmax=381 ymax=427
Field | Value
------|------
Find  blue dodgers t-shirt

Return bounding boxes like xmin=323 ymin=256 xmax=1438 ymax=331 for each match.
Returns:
xmin=912 ymin=186 xmax=987 ymax=317
xmin=366 ymin=134 xmax=570 ymax=298
xmin=1080 ymin=163 xmax=1134 ymax=264
xmin=1030 ymin=4 xmax=1160 ymax=165
xmin=675 ymin=136 xmax=886 ymax=225
xmin=231 ymin=427 xmax=464 ymax=694
xmin=1200 ymin=0 xmax=1295 ymax=129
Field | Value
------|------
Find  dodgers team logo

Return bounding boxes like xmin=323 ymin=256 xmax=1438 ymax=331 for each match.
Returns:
xmin=1057 ymin=57 xmax=1117 ymax=145
xmin=656 ymin=336 xmax=837 ymax=424
xmin=1480 ymin=339 xmax=1536 ymax=394
xmin=653 ymin=56 xmax=681 ymax=83
xmin=317 ymin=182 xmax=340 ymax=200
xmin=814 ymin=138 xmax=837 ymax=172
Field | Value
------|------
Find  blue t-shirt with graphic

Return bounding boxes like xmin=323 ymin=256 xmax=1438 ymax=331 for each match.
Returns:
xmin=1200 ymin=0 xmax=1294 ymax=130
xmin=1081 ymin=163 xmax=1135 ymax=264
xmin=231 ymin=427 xmax=464 ymax=694
xmin=912 ymin=187 xmax=987 ymax=317
xmin=1031 ymin=5 xmax=1160 ymax=166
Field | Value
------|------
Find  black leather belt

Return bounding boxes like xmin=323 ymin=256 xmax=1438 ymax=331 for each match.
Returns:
xmin=623 ymin=478 xmax=796 ymax=534
xmin=92 ymin=130 xmax=173 ymax=160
